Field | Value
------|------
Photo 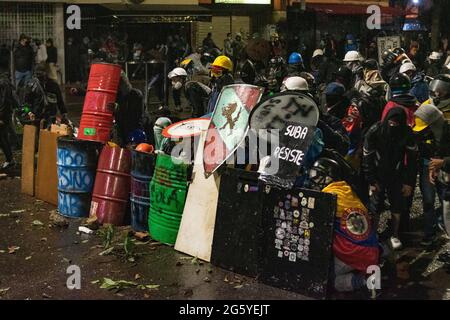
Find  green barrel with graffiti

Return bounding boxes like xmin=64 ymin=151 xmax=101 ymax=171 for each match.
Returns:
xmin=148 ymin=154 xmax=189 ymax=244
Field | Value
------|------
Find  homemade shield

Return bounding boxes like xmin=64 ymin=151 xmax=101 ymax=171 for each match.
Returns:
xmin=260 ymin=187 xmax=336 ymax=299
xmin=211 ymin=168 xmax=263 ymax=277
xmin=162 ymin=118 xmax=210 ymax=139
xmin=203 ymin=84 xmax=264 ymax=178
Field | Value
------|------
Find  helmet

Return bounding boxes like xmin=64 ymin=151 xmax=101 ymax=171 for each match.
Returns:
xmin=281 ymin=76 xmax=309 ymax=92
xmin=127 ymin=129 xmax=147 ymax=145
xmin=136 ymin=143 xmax=154 ymax=153
xmin=210 ymin=55 xmax=233 ymax=78
xmin=240 ymin=59 xmax=256 ymax=84
xmin=399 ymin=62 xmax=416 ymax=74
xmin=429 ymin=51 xmax=442 ymax=60
xmin=308 ymin=157 xmax=343 ymax=191
xmin=325 ymin=82 xmax=345 ymax=96
xmin=334 ymin=66 xmax=353 ymax=87
xmin=343 ymin=50 xmax=362 ymax=62
xmin=180 ymin=58 xmax=193 ymax=68
xmin=168 ymin=67 xmax=187 ymax=79
xmin=392 ymin=47 xmax=406 ymax=56
xmin=312 ymin=49 xmax=324 ymax=59
xmin=381 ymin=49 xmax=398 ymax=65
xmin=201 ymin=52 xmax=215 ymax=65
xmin=389 ymin=73 xmax=411 ymax=94
xmin=288 ymin=52 xmax=303 ymax=65
xmin=429 ymin=74 xmax=450 ymax=100
xmin=346 ymin=34 xmax=355 ymax=41
xmin=362 ymin=59 xmax=379 ymax=71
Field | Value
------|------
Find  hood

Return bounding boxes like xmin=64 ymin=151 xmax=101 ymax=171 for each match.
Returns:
xmin=411 ymin=72 xmax=426 ymax=85
xmin=382 ymin=107 xmax=408 ymax=140
xmin=391 ymin=93 xmax=417 ymax=108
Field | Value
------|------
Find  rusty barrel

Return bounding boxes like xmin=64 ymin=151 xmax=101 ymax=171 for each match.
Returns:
xmin=148 ymin=154 xmax=189 ymax=244
xmin=90 ymin=144 xmax=131 ymax=225
xmin=78 ymin=63 xmax=121 ymax=143
xmin=57 ymin=137 xmax=102 ymax=218
xmin=130 ymin=150 xmax=156 ymax=232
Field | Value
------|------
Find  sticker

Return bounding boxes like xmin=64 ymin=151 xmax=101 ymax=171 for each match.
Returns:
xmin=304 ymin=239 xmax=310 ymax=246
xmin=304 ymin=245 xmax=309 ymax=252
xmin=301 ymin=197 xmax=308 ymax=207
xmin=308 ymin=197 xmax=315 ymax=209
xmin=291 ymin=235 xmax=299 ymax=242
xmin=304 ymin=230 xmax=310 ymax=238
xmin=286 ymin=194 xmax=291 ymax=200
xmin=302 ymin=208 xmax=309 ymax=214
xmin=84 ymin=128 xmax=96 ymax=136
xmin=285 ymin=200 xmax=291 ymax=210
xmin=244 ymin=184 xmax=249 ymax=192
xmin=292 ymin=226 xmax=298 ymax=234
xmin=293 ymin=218 xmax=299 ymax=225
xmin=297 ymin=252 xmax=302 ymax=258
xmin=265 ymin=185 xmax=271 ymax=194
xmin=299 ymin=228 xmax=304 ymax=235
xmin=286 ymin=212 xmax=293 ymax=221
xmin=293 ymin=210 xmax=300 ymax=218
xmin=299 ymin=192 xmax=304 ymax=198
xmin=278 ymin=201 xmax=284 ymax=208
xmin=284 ymin=250 xmax=290 ymax=257
xmin=289 ymin=252 xmax=297 ymax=262
xmin=291 ymin=244 xmax=297 ymax=251
xmin=291 ymin=197 xmax=299 ymax=207
xmin=275 ymin=242 xmax=282 ymax=249
xmin=276 ymin=219 xmax=281 ymax=227
xmin=300 ymin=221 xmax=309 ymax=229
xmin=279 ymin=210 xmax=286 ymax=220
xmin=275 ymin=228 xmax=286 ymax=240
xmin=309 ymin=222 xmax=314 ymax=228
xmin=299 ymin=238 xmax=304 ymax=245
xmin=286 ymin=225 xmax=292 ymax=233
xmin=341 ymin=208 xmax=371 ymax=240
xmin=298 ymin=245 xmax=304 ymax=251
xmin=274 ymin=206 xmax=280 ymax=214
xmin=281 ymin=222 xmax=287 ymax=229
xmin=283 ymin=239 xmax=290 ymax=247
xmin=278 ymin=251 xmax=283 ymax=258
xmin=301 ymin=256 xmax=309 ymax=261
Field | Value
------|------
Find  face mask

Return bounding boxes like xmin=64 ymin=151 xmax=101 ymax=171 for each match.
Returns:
xmin=172 ymin=81 xmax=182 ymax=90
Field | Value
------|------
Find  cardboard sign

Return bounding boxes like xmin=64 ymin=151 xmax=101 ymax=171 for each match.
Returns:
xmin=259 ymin=123 xmax=316 ymax=189
xmin=175 ymin=131 xmax=221 ymax=262
xmin=377 ymin=36 xmax=401 ymax=64
xmin=211 ymin=168 xmax=263 ymax=277
xmin=21 ymin=125 xmax=37 ymax=196
xmin=203 ymin=84 xmax=264 ymax=178
xmin=249 ymin=92 xmax=319 ymax=131
xmin=260 ymin=187 xmax=336 ymax=300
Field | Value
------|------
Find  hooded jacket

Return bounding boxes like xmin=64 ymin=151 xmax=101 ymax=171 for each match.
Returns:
xmin=363 ymin=107 xmax=418 ymax=186
xmin=0 ymin=72 xmax=19 ymax=118
xmin=382 ymin=93 xmax=418 ymax=127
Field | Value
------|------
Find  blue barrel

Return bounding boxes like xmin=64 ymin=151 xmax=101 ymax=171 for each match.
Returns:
xmin=130 ymin=150 xmax=156 ymax=232
xmin=57 ymin=137 xmax=102 ymax=218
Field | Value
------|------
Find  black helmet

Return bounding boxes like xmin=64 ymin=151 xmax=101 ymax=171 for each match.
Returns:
xmin=363 ymin=59 xmax=379 ymax=71
xmin=429 ymin=74 xmax=450 ymax=101
xmin=334 ymin=65 xmax=353 ymax=88
xmin=381 ymin=49 xmax=398 ymax=65
xmin=389 ymin=73 xmax=411 ymax=94
xmin=240 ymin=59 xmax=256 ymax=84
xmin=308 ymin=157 xmax=343 ymax=191
xmin=392 ymin=47 xmax=406 ymax=55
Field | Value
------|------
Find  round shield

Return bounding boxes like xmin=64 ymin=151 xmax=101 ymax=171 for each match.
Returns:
xmin=162 ymin=118 xmax=210 ymax=139
xmin=246 ymin=39 xmax=271 ymax=62
xmin=249 ymin=92 xmax=320 ymax=130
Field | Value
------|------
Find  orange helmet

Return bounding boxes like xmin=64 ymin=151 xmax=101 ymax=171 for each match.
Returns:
xmin=136 ymin=143 xmax=154 ymax=154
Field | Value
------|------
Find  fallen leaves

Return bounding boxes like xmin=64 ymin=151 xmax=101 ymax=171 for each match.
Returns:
xmin=96 ymin=278 xmax=160 ymax=292
xmin=0 ymin=288 xmax=10 ymax=296
xmin=98 ymin=247 xmax=115 ymax=256
xmin=31 ymin=220 xmax=44 ymax=227
xmin=25 ymin=256 xmax=32 ymax=260
xmin=49 ymin=211 xmax=69 ymax=228
xmin=10 ymin=210 xmax=26 ymax=214
xmin=0 ymin=213 xmax=10 ymax=218
xmin=8 ymin=246 xmax=20 ymax=254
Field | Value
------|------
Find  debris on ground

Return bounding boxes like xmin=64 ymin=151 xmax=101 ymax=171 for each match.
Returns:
xmin=96 ymin=278 xmax=160 ymax=292
xmin=10 ymin=209 xmax=25 ymax=214
xmin=78 ymin=226 xmax=94 ymax=234
xmin=82 ymin=216 xmax=100 ymax=231
xmin=49 ymin=210 xmax=69 ymax=228
xmin=0 ymin=288 xmax=10 ymax=296
xmin=98 ymin=247 xmax=115 ymax=256
xmin=8 ymin=246 xmax=20 ymax=254
xmin=0 ymin=213 xmax=10 ymax=218
xmin=31 ymin=220 xmax=44 ymax=227
xmin=133 ymin=231 xmax=150 ymax=241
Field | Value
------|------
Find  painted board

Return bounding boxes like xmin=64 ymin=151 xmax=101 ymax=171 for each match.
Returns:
xmin=175 ymin=131 xmax=221 ymax=262
xmin=21 ymin=125 xmax=37 ymax=196
xmin=35 ymin=129 xmax=64 ymax=205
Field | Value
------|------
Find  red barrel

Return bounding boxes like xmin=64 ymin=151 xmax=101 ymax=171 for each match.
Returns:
xmin=78 ymin=63 xmax=121 ymax=143
xmin=90 ymin=145 xmax=131 ymax=225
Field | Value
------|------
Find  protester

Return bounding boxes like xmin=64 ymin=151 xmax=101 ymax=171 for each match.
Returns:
xmin=168 ymin=67 xmax=188 ymax=112
xmin=14 ymin=34 xmax=33 ymax=88
xmin=34 ymin=39 xmax=47 ymax=66
xmin=202 ymin=33 xmax=219 ymax=51
xmin=206 ymin=55 xmax=234 ymax=114
xmin=399 ymin=62 xmax=429 ymax=104
xmin=363 ymin=107 xmax=418 ymax=250
xmin=223 ymin=33 xmax=233 ymax=58
xmin=46 ymin=38 xmax=58 ymax=83
xmin=425 ymin=52 xmax=443 ymax=78
xmin=231 ymin=33 xmax=245 ymax=73
xmin=286 ymin=52 xmax=305 ymax=77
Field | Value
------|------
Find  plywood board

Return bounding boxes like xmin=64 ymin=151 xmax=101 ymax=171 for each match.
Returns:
xmin=175 ymin=131 xmax=221 ymax=262
xmin=21 ymin=125 xmax=37 ymax=196
xmin=35 ymin=130 xmax=63 ymax=205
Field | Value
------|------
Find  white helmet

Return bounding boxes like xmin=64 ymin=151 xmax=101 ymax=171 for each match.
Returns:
xmin=312 ymin=49 xmax=324 ymax=59
xmin=429 ymin=51 xmax=442 ymax=60
xmin=343 ymin=50 xmax=362 ymax=62
xmin=281 ymin=76 xmax=309 ymax=92
xmin=168 ymin=67 xmax=187 ymax=79
xmin=399 ymin=62 xmax=416 ymax=74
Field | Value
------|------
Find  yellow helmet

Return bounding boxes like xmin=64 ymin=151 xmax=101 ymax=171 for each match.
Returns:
xmin=211 ymin=55 xmax=233 ymax=72
xmin=180 ymin=58 xmax=192 ymax=68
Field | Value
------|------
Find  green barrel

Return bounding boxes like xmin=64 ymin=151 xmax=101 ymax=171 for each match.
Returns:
xmin=148 ymin=154 xmax=189 ymax=244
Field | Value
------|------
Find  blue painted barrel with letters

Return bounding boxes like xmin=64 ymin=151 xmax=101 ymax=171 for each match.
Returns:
xmin=130 ymin=150 xmax=156 ymax=232
xmin=57 ymin=137 xmax=102 ymax=218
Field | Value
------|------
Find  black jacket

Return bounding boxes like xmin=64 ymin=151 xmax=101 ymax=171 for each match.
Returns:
xmin=0 ymin=72 xmax=18 ymax=118
xmin=14 ymin=44 xmax=34 ymax=72
xmin=115 ymin=88 xmax=145 ymax=146
xmin=363 ymin=107 xmax=418 ymax=187
xmin=47 ymin=46 xmax=57 ymax=64
xmin=318 ymin=112 xmax=350 ymax=156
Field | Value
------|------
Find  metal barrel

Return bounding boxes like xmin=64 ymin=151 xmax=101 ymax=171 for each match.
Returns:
xmin=90 ymin=144 xmax=132 ymax=225
xmin=148 ymin=154 xmax=189 ymax=244
xmin=57 ymin=137 xmax=102 ymax=218
xmin=130 ymin=150 xmax=156 ymax=232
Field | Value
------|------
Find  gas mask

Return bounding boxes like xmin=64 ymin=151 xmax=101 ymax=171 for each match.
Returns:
xmin=172 ymin=81 xmax=183 ymax=90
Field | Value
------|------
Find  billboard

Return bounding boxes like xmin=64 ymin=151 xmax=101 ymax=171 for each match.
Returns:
xmin=215 ymin=0 xmax=271 ymax=4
